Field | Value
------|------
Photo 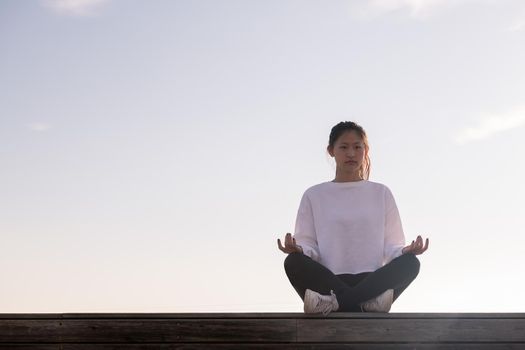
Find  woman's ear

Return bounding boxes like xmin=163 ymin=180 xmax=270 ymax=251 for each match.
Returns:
xmin=327 ymin=145 xmax=334 ymax=157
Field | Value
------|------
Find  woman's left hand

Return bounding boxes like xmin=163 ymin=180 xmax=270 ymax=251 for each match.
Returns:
xmin=402 ymin=235 xmax=429 ymax=255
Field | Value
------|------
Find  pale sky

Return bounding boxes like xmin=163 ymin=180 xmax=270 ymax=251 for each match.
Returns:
xmin=1 ymin=0 xmax=525 ymax=313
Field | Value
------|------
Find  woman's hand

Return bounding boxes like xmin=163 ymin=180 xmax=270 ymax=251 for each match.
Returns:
xmin=402 ymin=235 xmax=429 ymax=255
xmin=277 ymin=233 xmax=303 ymax=254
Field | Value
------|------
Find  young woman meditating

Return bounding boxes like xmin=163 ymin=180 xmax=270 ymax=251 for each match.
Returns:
xmin=277 ymin=121 xmax=429 ymax=315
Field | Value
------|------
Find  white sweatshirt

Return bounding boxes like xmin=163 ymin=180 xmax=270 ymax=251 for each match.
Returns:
xmin=293 ymin=180 xmax=406 ymax=275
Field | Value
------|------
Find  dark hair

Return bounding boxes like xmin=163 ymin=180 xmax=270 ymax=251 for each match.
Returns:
xmin=327 ymin=121 xmax=371 ymax=180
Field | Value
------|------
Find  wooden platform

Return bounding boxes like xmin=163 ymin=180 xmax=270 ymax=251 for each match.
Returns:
xmin=1 ymin=313 xmax=525 ymax=349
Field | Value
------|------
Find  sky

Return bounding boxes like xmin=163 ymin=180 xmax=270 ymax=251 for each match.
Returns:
xmin=1 ymin=0 xmax=525 ymax=313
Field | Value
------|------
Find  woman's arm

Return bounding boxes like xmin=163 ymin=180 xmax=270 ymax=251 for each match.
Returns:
xmin=291 ymin=191 xmax=321 ymax=261
xmin=383 ymin=186 xmax=430 ymax=257
xmin=383 ymin=186 xmax=406 ymax=263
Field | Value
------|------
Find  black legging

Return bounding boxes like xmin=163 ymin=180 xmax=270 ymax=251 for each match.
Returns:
xmin=284 ymin=252 xmax=420 ymax=312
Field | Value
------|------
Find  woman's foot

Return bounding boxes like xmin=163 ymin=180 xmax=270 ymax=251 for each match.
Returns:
xmin=360 ymin=289 xmax=394 ymax=312
xmin=304 ymin=289 xmax=339 ymax=315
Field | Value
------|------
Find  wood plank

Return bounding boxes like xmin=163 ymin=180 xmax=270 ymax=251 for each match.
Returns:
xmin=0 ymin=346 xmax=59 ymax=350
xmin=297 ymin=318 xmax=525 ymax=343
xmin=0 ymin=320 xmax=62 ymax=342
xmin=0 ymin=314 xmax=62 ymax=319
xmin=1 ymin=345 xmax=525 ymax=350
xmin=59 ymin=344 xmax=525 ymax=349
xmin=1 ymin=313 xmax=525 ymax=346
xmin=59 ymin=319 xmax=296 ymax=343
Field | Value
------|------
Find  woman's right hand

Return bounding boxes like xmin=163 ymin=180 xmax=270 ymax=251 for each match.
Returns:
xmin=277 ymin=233 xmax=303 ymax=254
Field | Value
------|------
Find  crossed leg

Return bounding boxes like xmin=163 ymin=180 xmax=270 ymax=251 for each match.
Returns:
xmin=284 ymin=252 xmax=420 ymax=312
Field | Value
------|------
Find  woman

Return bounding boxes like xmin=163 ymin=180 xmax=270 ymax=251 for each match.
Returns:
xmin=277 ymin=121 xmax=429 ymax=315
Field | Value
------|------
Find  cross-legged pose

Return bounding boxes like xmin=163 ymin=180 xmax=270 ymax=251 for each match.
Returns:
xmin=277 ymin=121 xmax=429 ymax=315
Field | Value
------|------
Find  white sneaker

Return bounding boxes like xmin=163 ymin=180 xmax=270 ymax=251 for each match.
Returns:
xmin=304 ymin=289 xmax=339 ymax=316
xmin=360 ymin=289 xmax=394 ymax=312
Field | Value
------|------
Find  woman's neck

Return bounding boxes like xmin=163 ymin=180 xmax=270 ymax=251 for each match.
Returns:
xmin=332 ymin=172 xmax=363 ymax=183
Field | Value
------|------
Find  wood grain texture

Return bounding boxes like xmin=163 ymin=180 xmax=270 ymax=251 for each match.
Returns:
xmin=297 ymin=318 xmax=525 ymax=343
xmin=58 ymin=344 xmax=525 ymax=350
xmin=0 ymin=346 xmax=60 ymax=350
xmin=0 ymin=320 xmax=62 ymax=342
xmin=1 ymin=313 xmax=525 ymax=348
xmin=59 ymin=319 xmax=295 ymax=342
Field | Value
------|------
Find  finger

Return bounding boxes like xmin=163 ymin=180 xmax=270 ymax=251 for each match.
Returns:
xmin=417 ymin=237 xmax=427 ymax=252
xmin=417 ymin=238 xmax=429 ymax=254
xmin=277 ymin=239 xmax=286 ymax=252
xmin=422 ymin=238 xmax=429 ymax=252
xmin=285 ymin=233 xmax=292 ymax=246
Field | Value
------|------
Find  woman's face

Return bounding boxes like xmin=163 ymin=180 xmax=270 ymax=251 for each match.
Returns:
xmin=328 ymin=130 xmax=367 ymax=177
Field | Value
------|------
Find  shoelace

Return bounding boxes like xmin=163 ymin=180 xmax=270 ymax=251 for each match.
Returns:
xmin=316 ymin=290 xmax=337 ymax=316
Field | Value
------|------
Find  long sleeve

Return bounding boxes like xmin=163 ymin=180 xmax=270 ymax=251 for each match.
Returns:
xmin=383 ymin=187 xmax=406 ymax=264
xmin=292 ymin=191 xmax=321 ymax=262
